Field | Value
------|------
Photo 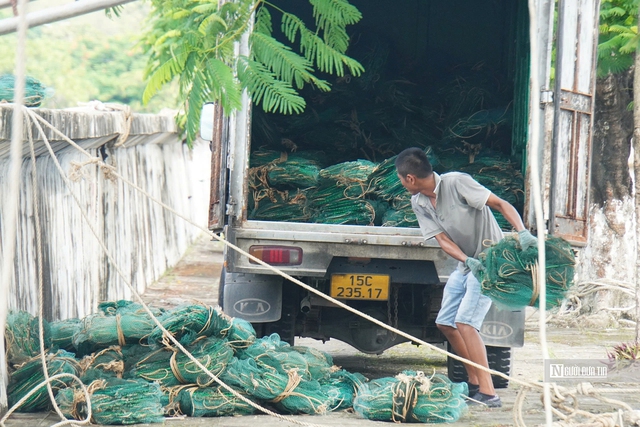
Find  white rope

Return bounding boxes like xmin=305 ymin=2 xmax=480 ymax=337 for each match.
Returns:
xmin=0 ymin=0 xmax=28 ymax=414
xmin=526 ymin=0 xmax=552 ymax=424
xmin=0 ymin=373 xmax=92 ymax=427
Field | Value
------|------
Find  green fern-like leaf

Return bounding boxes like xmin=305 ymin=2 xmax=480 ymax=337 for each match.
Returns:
xmin=184 ymin=69 xmax=209 ymax=144
xmin=281 ymin=12 xmax=363 ymax=77
xmin=237 ymin=57 xmax=306 ymax=115
xmin=309 ymin=0 xmax=362 ymax=28
xmin=250 ymin=31 xmax=330 ymax=90
xmin=255 ymin=6 xmax=273 ymax=35
xmin=143 ymin=49 xmax=189 ymax=104
xmin=204 ymin=57 xmax=242 ymax=112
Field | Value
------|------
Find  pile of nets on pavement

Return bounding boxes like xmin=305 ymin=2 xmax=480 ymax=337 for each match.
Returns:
xmin=5 ymin=301 xmax=469 ymax=424
xmin=353 ymin=371 xmax=468 ymax=423
xmin=478 ymin=235 xmax=576 ymax=309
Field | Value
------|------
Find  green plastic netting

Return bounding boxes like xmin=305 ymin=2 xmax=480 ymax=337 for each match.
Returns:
xmin=353 ymin=372 xmax=467 ymax=423
xmin=249 ymin=189 xmax=310 ymax=222
xmin=50 ymin=318 xmax=81 ymax=351
xmin=319 ymin=369 xmax=367 ymax=410
xmin=6 ymin=311 xmax=51 ymax=366
xmin=130 ymin=336 xmax=234 ymax=387
xmin=478 ymin=235 xmax=576 ymax=309
xmin=381 ymin=197 xmax=418 ymax=227
xmin=250 ymin=150 xmax=329 ymax=168
xmin=7 ymin=350 xmax=80 ymax=412
xmin=79 ymin=346 xmax=124 ymax=382
xmin=0 ymin=75 xmax=50 ymax=107
xmin=147 ymin=304 xmax=255 ymax=349
xmin=73 ymin=309 xmax=157 ymax=356
xmin=56 ymin=378 xmax=165 ymax=425
xmin=220 ymin=357 xmax=335 ymax=414
xmin=177 ymin=385 xmax=257 ymax=417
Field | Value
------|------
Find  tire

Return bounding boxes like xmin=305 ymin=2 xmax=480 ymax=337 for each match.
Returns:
xmin=446 ymin=343 xmax=511 ymax=389
xmin=263 ymin=281 xmax=299 ymax=345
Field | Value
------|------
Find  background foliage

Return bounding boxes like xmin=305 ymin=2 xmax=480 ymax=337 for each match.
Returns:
xmin=598 ymin=0 xmax=639 ymax=77
xmin=0 ymin=1 xmax=178 ymax=113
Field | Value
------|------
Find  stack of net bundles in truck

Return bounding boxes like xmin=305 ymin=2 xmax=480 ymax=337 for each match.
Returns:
xmin=308 ymin=160 xmax=382 ymax=225
xmin=353 ymin=371 xmax=467 ymax=423
xmin=479 ymin=235 xmax=576 ymax=309
xmin=248 ymin=150 xmax=322 ymax=222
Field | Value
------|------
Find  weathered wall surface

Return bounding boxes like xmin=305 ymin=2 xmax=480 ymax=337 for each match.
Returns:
xmin=0 ymin=106 xmax=211 ymax=321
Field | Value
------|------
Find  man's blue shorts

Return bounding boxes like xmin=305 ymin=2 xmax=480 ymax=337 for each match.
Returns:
xmin=435 ymin=269 xmax=492 ymax=331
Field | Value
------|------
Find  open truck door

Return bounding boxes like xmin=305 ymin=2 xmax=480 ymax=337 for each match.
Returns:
xmin=526 ymin=0 xmax=600 ymax=244
xmin=202 ymin=102 xmax=229 ymax=233
xmin=549 ymin=0 xmax=600 ymax=244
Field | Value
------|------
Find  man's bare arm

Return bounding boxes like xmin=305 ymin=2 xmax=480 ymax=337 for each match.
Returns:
xmin=485 ymin=193 xmax=526 ymax=232
xmin=433 ymin=232 xmax=468 ymax=263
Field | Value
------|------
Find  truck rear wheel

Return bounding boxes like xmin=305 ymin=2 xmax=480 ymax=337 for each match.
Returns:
xmin=446 ymin=343 xmax=511 ymax=389
xmin=263 ymin=281 xmax=299 ymax=345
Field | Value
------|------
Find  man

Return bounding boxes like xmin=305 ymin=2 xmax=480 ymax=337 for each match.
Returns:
xmin=395 ymin=147 xmax=537 ymax=408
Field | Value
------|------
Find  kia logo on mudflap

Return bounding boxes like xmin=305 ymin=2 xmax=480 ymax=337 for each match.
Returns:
xmin=480 ymin=321 xmax=513 ymax=339
xmin=234 ymin=298 xmax=271 ymax=316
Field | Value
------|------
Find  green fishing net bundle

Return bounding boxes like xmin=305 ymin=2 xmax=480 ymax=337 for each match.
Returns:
xmin=176 ymin=385 xmax=257 ymax=417
xmin=56 ymin=378 xmax=164 ymax=425
xmin=250 ymin=150 xmax=329 ymax=168
xmin=50 ymin=318 xmax=81 ymax=351
xmin=319 ymin=369 xmax=367 ymax=410
xmin=249 ymin=188 xmax=310 ymax=222
xmin=0 ymin=74 xmax=51 ymax=107
xmin=130 ymin=336 xmax=234 ymax=387
xmin=368 ymin=147 xmax=437 ymax=202
xmin=478 ymin=235 xmax=576 ymax=309
xmin=73 ymin=309 xmax=157 ymax=355
xmin=220 ymin=357 xmax=336 ymax=414
xmin=7 ymin=349 xmax=80 ymax=412
xmin=381 ymin=197 xmax=418 ymax=227
xmin=147 ymin=304 xmax=255 ymax=349
xmin=5 ymin=311 xmax=51 ymax=366
xmin=353 ymin=371 xmax=467 ymax=423
xmin=79 ymin=346 xmax=124 ymax=382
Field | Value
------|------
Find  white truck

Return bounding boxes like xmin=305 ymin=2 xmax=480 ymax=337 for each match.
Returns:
xmin=201 ymin=0 xmax=598 ymax=387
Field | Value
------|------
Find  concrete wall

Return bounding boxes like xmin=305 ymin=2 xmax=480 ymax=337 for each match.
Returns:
xmin=0 ymin=105 xmax=212 ymax=320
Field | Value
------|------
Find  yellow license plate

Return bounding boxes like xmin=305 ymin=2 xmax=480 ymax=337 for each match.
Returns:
xmin=330 ymin=274 xmax=390 ymax=300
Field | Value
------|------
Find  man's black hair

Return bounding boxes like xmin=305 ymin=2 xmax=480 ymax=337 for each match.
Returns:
xmin=395 ymin=147 xmax=433 ymax=178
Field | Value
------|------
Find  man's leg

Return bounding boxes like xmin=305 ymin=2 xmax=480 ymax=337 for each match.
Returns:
xmin=435 ymin=270 xmax=480 ymax=385
xmin=456 ymin=323 xmax=494 ymax=395
xmin=437 ymin=324 xmax=480 ymax=386
xmin=454 ymin=272 xmax=495 ymax=397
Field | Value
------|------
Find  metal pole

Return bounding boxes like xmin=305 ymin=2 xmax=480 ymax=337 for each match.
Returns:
xmin=0 ymin=0 xmax=137 ymax=36
xmin=549 ymin=0 xmax=566 ymax=236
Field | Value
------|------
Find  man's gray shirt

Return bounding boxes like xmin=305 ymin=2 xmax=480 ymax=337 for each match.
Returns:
xmin=411 ymin=172 xmax=503 ymax=272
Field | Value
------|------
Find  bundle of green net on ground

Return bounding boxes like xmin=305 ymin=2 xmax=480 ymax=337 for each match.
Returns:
xmin=353 ymin=371 xmax=467 ymax=423
xmin=6 ymin=302 xmax=470 ymax=424
xmin=478 ymin=235 xmax=576 ymax=309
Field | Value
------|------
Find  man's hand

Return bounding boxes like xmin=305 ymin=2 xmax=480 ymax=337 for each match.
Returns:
xmin=464 ymin=257 xmax=485 ymax=278
xmin=518 ymin=229 xmax=538 ymax=251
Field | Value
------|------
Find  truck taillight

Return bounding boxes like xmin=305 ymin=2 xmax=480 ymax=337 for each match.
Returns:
xmin=249 ymin=245 xmax=303 ymax=266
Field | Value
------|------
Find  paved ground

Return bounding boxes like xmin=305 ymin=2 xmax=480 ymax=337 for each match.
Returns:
xmin=4 ymin=236 xmax=640 ymax=426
